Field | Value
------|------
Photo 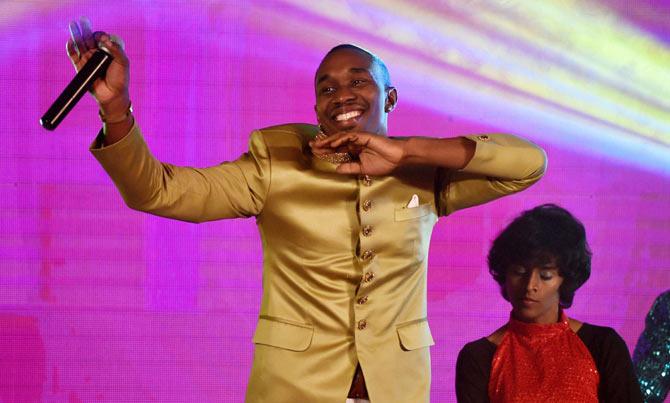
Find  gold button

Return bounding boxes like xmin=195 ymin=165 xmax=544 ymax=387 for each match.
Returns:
xmin=477 ymin=135 xmax=490 ymax=141
xmin=360 ymin=175 xmax=372 ymax=186
xmin=362 ymin=199 xmax=372 ymax=211
xmin=357 ymin=319 xmax=367 ymax=330
xmin=357 ymin=296 xmax=368 ymax=305
xmin=362 ymin=225 xmax=372 ymax=237
xmin=363 ymin=272 xmax=375 ymax=283
xmin=362 ymin=250 xmax=375 ymax=260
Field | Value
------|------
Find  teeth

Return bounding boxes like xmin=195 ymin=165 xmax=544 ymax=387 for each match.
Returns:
xmin=335 ymin=111 xmax=362 ymax=121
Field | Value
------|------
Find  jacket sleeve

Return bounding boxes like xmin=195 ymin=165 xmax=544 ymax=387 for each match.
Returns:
xmin=437 ymin=134 xmax=547 ymax=216
xmin=90 ymin=124 xmax=271 ymax=223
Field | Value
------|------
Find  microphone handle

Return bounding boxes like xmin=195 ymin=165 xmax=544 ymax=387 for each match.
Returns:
xmin=40 ymin=49 xmax=113 ymax=131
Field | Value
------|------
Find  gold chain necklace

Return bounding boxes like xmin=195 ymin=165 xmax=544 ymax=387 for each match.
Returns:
xmin=313 ymin=132 xmax=353 ymax=164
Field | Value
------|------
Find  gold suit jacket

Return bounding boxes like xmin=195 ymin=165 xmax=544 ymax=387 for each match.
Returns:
xmin=91 ymin=123 xmax=547 ymax=402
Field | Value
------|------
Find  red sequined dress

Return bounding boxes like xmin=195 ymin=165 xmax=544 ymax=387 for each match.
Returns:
xmin=488 ymin=311 xmax=599 ymax=402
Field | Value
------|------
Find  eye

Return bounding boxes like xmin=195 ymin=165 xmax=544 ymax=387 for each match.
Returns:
xmin=510 ymin=265 xmax=527 ymax=276
xmin=319 ymin=86 xmax=335 ymax=95
xmin=352 ymin=79 xmax=367 ymax=87
xmin=539 ymin=270 xmax=554 ymax=280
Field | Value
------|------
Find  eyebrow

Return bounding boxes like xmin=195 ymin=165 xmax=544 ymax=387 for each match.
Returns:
xmin=316 ymin=67 xmax=372 ymax=85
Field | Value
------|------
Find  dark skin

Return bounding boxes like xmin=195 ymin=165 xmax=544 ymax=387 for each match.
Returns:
xmin=310 ymin=48 xmax=476 ymax=175
xmin=67 ymin=19 xmax=475 ymax=173
xmin=487 ymin=265 xmax=583 ymax=345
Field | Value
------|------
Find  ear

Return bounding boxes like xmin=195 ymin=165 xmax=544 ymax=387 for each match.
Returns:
xmin=384 ymin=87 xmax=397 ymax=113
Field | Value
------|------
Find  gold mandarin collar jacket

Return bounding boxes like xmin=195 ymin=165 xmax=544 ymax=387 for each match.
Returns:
xmin=91 ymin=123 xmax=546 ymax=402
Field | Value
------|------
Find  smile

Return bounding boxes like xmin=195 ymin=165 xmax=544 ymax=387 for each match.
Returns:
xmin=335 ymin=110 xmax=362 ymax=121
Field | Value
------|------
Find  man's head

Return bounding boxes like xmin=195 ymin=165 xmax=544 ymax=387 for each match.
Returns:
xmin=314 ymin=44 xmax=397 ymax=136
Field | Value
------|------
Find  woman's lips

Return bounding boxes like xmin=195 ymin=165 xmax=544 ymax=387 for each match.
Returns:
xmin=519 ymin=297 xmax=538 ymax=307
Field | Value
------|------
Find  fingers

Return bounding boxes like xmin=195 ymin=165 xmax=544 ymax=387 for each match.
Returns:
xmin=79 ymin=16 xmax=96 ymax=50
xmin=67 ymin=18 xmax=129 ymax=70
xmin=335 ymin=162 xmax=363 ymax=175
xmin=68 ymin=18 xmax=127 ymax=60
xmin=96 ymin=34 xmax=130 ymax=67
xmin=310 ymin=141 xmax=352 ymax=156
xmin=314 ymin=132 xmax=367 ymax=148
xmin=66 ymin=38 xmax=79 ymax=66
xmin=329 ymin=134 xmax=358 ymax=148
xmin=68 ymin=20 xmax=85 ymax=57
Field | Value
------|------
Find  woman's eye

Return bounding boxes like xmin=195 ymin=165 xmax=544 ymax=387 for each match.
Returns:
xmin=540 ymin=271 xmax=554 ymax=280
xmin=512 ymin=266 xmax=526 ymax=275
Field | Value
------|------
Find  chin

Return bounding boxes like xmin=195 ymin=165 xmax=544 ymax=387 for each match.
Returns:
xmin=512 ymin=309 xmax=537 ymax=323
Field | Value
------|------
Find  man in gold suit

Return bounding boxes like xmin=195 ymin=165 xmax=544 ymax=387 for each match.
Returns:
xmin=68 ymin=18 xmax=547 ymax=403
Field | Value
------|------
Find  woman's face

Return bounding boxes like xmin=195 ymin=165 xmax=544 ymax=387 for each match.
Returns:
xmin=505 ymin=263 xmax=564 ymax=324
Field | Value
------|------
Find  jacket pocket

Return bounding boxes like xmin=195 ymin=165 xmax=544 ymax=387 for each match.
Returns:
xmin=394 ymin=203 xmax=432 ymax=221
xmin=396 ymin=319 xmax=435 ymax=351
xmin=252 ymin=317 xmax=314 ymax=352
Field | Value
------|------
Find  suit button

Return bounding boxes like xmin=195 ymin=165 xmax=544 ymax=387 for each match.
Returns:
xmin=362 ymin=225 xmax=372 ymax=237
xmin=362 ymin=199 xmax=372 ymax=211
xmin=362 ymin=250 xmax=375 ymax=260
xmin=360 ymin=175 xmax=372 ymax=186
xmin=363 ymin=272 xmax=375 ymax=283
xmin=357 ymin=320 xmax=367 ymax=330
xmin=357 ymin=296 xmax=368 ymax=305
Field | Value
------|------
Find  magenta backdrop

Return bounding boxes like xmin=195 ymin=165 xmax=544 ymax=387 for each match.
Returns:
xmin=1 ymin=1 xmax=669 ymax=402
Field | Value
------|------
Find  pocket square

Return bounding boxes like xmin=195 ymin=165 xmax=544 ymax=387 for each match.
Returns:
xmin=407 ymin=194 xmax=420 ymax=208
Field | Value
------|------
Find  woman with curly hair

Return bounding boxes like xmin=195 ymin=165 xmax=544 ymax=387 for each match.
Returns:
xmin=455 ymin=204 xmax=643 ymax=402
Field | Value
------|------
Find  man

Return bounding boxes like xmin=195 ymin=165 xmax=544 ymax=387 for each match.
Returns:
xmin=67 ymin=17 xmax=546 ymax=403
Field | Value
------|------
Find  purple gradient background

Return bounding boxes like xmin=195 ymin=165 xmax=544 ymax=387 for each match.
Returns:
xmin=1 ymin=1 xmax=669 ymax=402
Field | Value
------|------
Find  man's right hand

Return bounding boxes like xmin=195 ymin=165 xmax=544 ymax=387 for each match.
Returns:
xmin=67 ymin=17 xmax=133 ymax=145
xmin=66 ymin=17 xmax=130 ymax=111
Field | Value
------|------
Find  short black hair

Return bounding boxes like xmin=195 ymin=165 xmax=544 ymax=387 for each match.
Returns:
xmin=487 ymin=204 xmax=592 ymax=308
xmin=318 ymin=44 xmax=392 ymax=89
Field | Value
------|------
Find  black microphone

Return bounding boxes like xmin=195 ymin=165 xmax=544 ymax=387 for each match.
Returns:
xmin=40 ymin=49 xmax=113 ymax=131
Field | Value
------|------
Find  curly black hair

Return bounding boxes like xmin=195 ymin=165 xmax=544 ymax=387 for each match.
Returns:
xmin=487 ymin=204 xmax=592 ymax=308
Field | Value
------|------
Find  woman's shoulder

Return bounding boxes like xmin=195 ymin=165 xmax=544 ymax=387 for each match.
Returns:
xmin=459 ymin=336 xmax=497 ymax=356
xmin=576 ymin=321 xmax=623 ymax=342
xmin=574 ymin=320 xmax=631 ymax=361
xmin=456 ymin=336 xmax=497 ymax=381
xmin=486 ymin=324 xmax=508 ymax=346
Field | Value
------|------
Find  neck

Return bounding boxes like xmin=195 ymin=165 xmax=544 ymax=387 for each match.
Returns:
xmin=512 ymin=306 xmax=561 ymax=325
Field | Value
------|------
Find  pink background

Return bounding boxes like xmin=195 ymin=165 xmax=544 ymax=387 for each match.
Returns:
xmin=1 ymin=1 xmax=669 ymax=401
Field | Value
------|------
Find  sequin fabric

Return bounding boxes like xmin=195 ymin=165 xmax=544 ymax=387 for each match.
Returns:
xmin=489 ymin=311 xmax=599 ymax=403
xmin=633 ymin=290 xmax=670 ymax=403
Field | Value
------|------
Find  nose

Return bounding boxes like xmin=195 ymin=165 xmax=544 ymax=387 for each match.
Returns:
xmin=525 ymin=271 xmax=540 ymax=293
xmin=334 ymin=86 xmax=356 ymax=105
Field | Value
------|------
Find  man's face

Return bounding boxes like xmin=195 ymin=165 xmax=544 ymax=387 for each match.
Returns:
xmin=314 ymin=49 xmax=396 ymax=136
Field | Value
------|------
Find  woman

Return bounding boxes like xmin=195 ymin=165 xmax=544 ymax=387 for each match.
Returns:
xmin=633 ymin=289 xmax=670 ymax=403
xmin=456 ymin=204 xmax=643 ymax=402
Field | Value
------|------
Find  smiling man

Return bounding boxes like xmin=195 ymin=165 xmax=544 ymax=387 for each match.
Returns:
xmin=315 ymin=44 xmax=396 ymax=136
xmin=69 ymin=18 xmax=547 ymax=403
